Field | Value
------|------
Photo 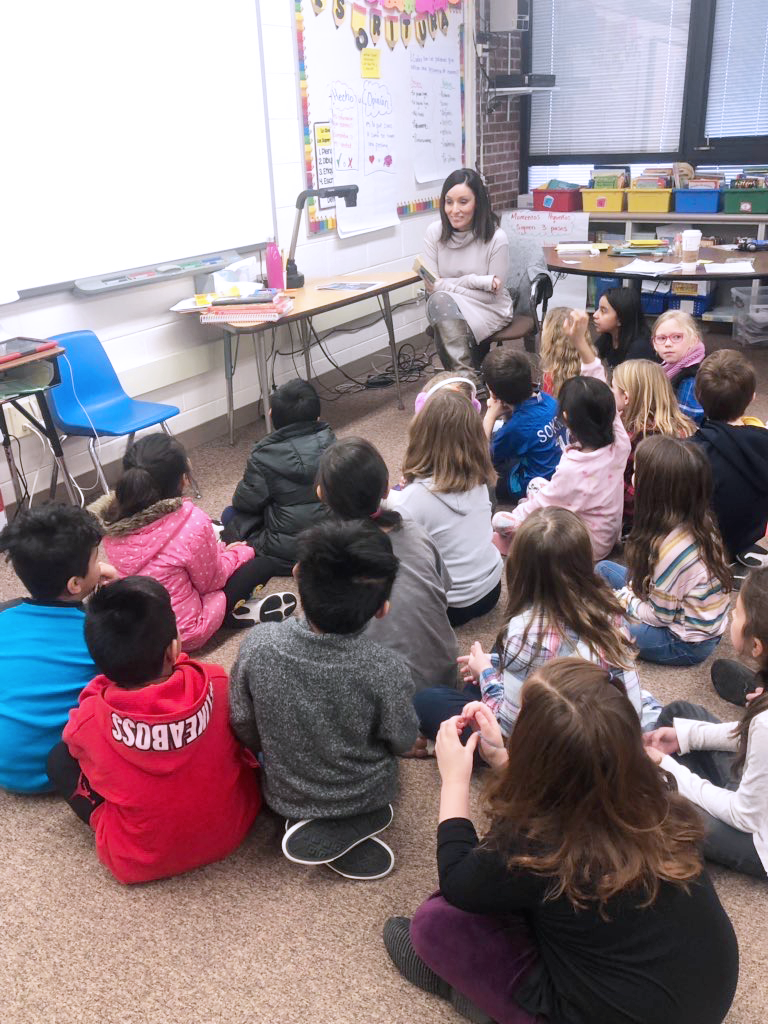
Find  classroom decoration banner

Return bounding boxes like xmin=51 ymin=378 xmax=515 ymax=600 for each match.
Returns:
xmin=296 ymin=0 xmax=465 ymax=236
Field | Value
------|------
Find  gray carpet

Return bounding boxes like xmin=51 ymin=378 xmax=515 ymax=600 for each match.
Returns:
xmin=1 ymin=331 xmax=767 ymax=1024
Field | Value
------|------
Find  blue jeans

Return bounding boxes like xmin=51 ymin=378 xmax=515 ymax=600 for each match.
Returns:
xmin=595 ymin=560 xmax=721 ymax=667
xmin=413 ymin=683 xmax=481 ymax=742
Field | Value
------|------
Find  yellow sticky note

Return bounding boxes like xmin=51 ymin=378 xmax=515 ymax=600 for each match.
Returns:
xmin=315 ymin=124 xmax=332 ymax=146
xmin=361 ymin=48 xmax=380 ymax=79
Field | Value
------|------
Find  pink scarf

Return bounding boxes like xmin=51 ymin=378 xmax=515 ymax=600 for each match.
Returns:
xmin=662 ymin=340 xmax=706 ymax=380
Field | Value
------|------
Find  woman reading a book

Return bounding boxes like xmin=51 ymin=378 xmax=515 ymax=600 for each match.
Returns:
xmin=420 ymin=168 xmax=513 ymax=372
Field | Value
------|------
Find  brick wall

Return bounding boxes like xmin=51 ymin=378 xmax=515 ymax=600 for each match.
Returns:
xmin=475 ymin=2 xmax=523 ymax=210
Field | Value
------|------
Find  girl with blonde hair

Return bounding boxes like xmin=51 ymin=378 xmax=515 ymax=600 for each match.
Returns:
xmin=538 ymin=305 xmax=595 ymax=398
xmin=612 ymin=358 xmax=695 ymax=532
xmin=651 ymin=309 xmax=706 ymax=423
xmin=386 ymin=388 xmax=502 ymax=626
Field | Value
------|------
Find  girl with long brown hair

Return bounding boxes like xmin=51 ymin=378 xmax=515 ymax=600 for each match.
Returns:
xmin=646 ymin=566 xmax=768 ymax=881
xmin=538 ymin=305 xmax=594 ymax=398
xmin=412 ymin=507 xmax=645 ymax=743
xmin=596 ymin=434 xmax=731 ymax=665
xmin=385 ymin=658 xmax=738 ymax=1024
xmin=386 ymin=388 xmax=502 ymax=626
xmin=612 ymin=358 xmax=695 ymax=532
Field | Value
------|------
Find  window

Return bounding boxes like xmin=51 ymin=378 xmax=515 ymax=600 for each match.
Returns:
xmin=529 ymin=0 xmax=692 ymax=158
xmin=704 ymin=0 xmax=768 ymax=139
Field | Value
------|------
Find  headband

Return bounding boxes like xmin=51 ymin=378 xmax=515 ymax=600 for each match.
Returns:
xmin=414 ymin=376 xmax=482 ymax=414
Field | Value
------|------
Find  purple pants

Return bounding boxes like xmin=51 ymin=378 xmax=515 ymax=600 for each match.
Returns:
xmin=411 ymin=893 xmax=544 ymax=1024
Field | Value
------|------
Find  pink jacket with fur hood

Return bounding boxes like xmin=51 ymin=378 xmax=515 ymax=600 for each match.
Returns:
xmin=90 ymin=496 xmax=254 ymax=650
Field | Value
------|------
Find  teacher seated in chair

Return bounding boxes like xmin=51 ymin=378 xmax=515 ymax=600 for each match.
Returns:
xmin=422 ymin=168 xmax=513 ymax=372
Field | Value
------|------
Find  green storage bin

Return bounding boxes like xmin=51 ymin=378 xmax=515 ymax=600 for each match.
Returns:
xmin=722 ymin=188 xmax=768 ymax=214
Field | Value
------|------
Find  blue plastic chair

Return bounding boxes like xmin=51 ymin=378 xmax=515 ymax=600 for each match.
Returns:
xmin=47 ymin=329 xmax=181 ymax=495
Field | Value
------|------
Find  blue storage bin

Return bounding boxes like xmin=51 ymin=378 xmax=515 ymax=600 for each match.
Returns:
xmin=595 ymin=275 xmax=621 ymax=300
xmin=673 ymin=189 xmax=722 ymax=213
xmin=641 ymin=290 xmax=668 ymax=314
xmin=667 ymin=291 xmax=716 ymax=317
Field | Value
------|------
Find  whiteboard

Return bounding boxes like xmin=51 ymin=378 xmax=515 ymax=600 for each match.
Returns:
xmin=295 ymin=0 xmax=466 ymax=237
xmin=2 ymin=0 xmax=275 ymax=293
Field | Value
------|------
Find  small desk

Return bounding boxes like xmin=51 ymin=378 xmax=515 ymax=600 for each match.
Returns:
xmin=213 ymin=270 xmax=420 ymax=444
xmin=0 ymin=346 xmax=78 ymax=510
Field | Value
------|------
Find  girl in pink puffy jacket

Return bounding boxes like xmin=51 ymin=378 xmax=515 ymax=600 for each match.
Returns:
xmin=90 ymin=434 xmax=296 ymax=650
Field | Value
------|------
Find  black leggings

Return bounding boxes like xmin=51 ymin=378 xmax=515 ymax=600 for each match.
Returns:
xmin=447 ymin=581 xmax=502 ymax=628
xmin=47 ymin=742 xmax=104 ymax=825
xmin=222 ymin=555 xmax=290 ymax=625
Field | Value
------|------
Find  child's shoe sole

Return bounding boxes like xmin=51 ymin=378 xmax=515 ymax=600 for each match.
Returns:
xmin=326 ymin=836 xmax=394 ymax=880
xmin=282 ymin=804 xmax=393 ymax=865
xmin=230 ymin=591 xmax=297 ymax=625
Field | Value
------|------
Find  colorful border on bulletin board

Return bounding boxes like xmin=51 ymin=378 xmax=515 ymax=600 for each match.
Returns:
xmin=294 ymin=0 xmax=465 ymax=235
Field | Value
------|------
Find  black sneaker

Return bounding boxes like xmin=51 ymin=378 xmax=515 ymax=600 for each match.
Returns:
xmin=282 ymin=804 xmax=393 ymax=865
xmin=711 ymin=659 xmax=755 ymax=707
xmin=326 ymin=836 xmax=394 ymax=880
xmin=382 ymin=917 xmax=493 ymax=1023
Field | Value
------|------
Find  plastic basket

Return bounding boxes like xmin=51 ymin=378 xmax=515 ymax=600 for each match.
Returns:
xmin=533 ymin=188 xmax=582 ymax=212
xmin=580 ymin=189 xmax=626 ymax=213
xmin=667 ymin=291 xmax=716 ymax=317
xmin=641 ymin=290 xmax=669 ymax=314
xmin=626 ymin=189 xmax=673 ymax=213
xmin=731 ymin=286 xmax=768 ymax=347
xmin=722 ymin=189 xmax=768 ymax=214
xmin=673 ymin=189 xmax=722 ymax=213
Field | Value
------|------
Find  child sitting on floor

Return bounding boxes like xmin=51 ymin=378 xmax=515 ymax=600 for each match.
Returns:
xmin=0 ymin=504 xmax=115 ymax=794
xmin=611 ymin=358 xmax=695 ymax=533
xmin=538 ymin=305 xmax=595 ymax=398
xmin=386 ymin=389 xmax=502 ymax=626
xmin=221 ymin=378 xmax=335 ymax=571
xmin=691 ymin=348 xmax=768 ymax=561
xmin=492 ymin=309 xmax=631 ymax=561
xmin=651 ymin=309 xmax=706 ymax=424
xmin=47 ymin=576 xmax=261 ymax=884
xmin=592 ymin=285 xmax=655 ymax=367
xmin=413 ymin=371 xmax=481 ymax=415
xmin=646 ymin=565 xmax=768 ymax=881
xmin=413 ymin=507 xmax=643 ymax=743
xmin=91 ymin=433 xmax=296 ymax=649
xmin=229 ymin=520 xmax=418 ymax=881
xmin=316 ymin=437 xmax=457 ymax=692
xmin=597 ymin=435 xmax=731 ymax=666
xmin=480 ymin=347 xmax=564 ymax=504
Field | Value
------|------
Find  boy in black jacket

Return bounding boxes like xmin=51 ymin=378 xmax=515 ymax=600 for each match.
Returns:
xmin=221 ymin=379 xmax=335 ymax=572
xmin=691 ymin=349 xmax=768 ymax=560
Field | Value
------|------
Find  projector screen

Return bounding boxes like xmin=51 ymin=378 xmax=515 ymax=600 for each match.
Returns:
xmin=2 ymin=0 xmax=275 ymax=293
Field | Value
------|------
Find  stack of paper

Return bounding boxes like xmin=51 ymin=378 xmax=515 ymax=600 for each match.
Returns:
xmin=617 ymin=259 xmax=680 ymax=276
xmin=704 ymin=261 xmax=756 ymax=275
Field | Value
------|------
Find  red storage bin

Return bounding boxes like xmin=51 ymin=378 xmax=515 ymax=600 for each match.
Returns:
xmin=533 ymin=188 xmax=583 ymax=212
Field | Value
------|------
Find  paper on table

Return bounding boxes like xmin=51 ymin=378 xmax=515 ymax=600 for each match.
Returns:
xmin=704 ymin=261 xmax=756 ymax=274
xmin=616 ymin=259 xmax=682 ymax=276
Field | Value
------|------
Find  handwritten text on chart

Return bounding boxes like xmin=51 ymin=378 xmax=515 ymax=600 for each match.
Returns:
xmin=409 ymin=48 xmax=461 ymax=182
xmin=362 ymin=82 xmax=395 ymax=173
xmin=313 ymin=123 xmax=336 ymax=209
xmin=329 ymin=80 xmax=359 ymax=171
xmin=504 ymin=210 xmax=590 ymax=245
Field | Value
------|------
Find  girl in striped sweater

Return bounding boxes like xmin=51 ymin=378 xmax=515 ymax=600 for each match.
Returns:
xmin=596 ymin=435 xmax=731 ymax=666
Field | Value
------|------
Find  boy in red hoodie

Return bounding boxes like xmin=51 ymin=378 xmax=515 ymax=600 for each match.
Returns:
xmin=47 ymin=576 xmax=261 ymax=884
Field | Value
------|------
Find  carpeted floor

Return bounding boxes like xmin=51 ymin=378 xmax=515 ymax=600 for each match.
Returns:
xmin=1 ymin=330 xmax=767 ymax=1024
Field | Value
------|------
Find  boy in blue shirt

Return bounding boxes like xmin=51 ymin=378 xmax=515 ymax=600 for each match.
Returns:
xmin=0 ymin=504 xmax=115 ymax=793
xmin=481 ymin=347 xmax=565 ymax=503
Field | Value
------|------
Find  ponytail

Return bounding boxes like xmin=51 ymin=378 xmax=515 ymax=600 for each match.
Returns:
xmin=105 ymin=433 xmax=189 ymax=523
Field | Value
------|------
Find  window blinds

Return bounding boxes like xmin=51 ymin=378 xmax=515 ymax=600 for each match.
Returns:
xmin=705 ymin=0 xmax=768 ymax=138
xmin=529 ymin=0 xmax=692 ymax=155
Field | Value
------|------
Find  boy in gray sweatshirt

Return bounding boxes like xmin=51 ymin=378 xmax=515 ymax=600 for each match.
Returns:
xmin=229 ymin=519 xmax=418 ymax=880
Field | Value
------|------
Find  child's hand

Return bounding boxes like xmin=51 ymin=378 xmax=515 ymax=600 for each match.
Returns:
xmin=486 ymin=395 xmax=506 ymax=421
xmin=457 ymin=641 xmax=493 ymax=683
xmin=458 ymin=701 xmax=508 ymax=769
xmin=225 ymin=541 xmax=249 ymax=550
xmin=98 ymin=562 xmax=119 ymax=585
xmin=643 ymin=727 xmax=680 ymax=758
xmin=564 ymin=309 xmax=590 ymax=341
xmin=435 ymin=716 xmax=480 ymax=787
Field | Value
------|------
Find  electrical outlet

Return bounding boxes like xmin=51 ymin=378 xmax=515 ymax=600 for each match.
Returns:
xmin=3 ymin=397 xmax=38 ymax=439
